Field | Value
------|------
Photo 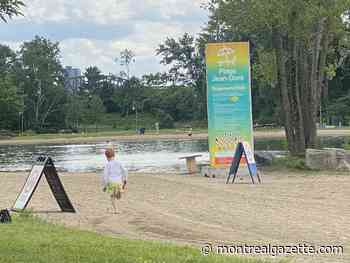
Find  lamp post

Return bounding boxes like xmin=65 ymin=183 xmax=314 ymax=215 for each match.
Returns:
xmin=18 ymin=112 xmax=23 ymax=136
xmin=319 ymin=103 xmax=322 ymax=128
xmin=18 ymin=112 xmax=21 ymax=136
xmin=21 ymin=112 xmax=24 ymax=136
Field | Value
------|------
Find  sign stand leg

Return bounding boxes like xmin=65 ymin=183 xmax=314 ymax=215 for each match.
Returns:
xmin=227 ymin=142 xmax=261 ymax=185
xmin=257 ymin=172 xmax=262 ymax=184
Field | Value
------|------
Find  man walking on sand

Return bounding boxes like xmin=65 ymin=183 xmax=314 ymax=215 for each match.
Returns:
xmin=102 ymin=146 xmax=127 ymax=214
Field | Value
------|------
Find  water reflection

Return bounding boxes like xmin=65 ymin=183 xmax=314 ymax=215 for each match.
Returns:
xmin=0 ymin=140 xmax=209 ymax=173
xmin=0 ymin=136 xmax=348 ymax=173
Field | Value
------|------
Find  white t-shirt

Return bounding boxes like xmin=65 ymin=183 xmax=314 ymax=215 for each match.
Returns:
xmin=102 ymin=159 xmax=128 ymax=187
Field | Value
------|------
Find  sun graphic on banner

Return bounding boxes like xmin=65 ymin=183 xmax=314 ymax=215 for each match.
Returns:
xmin=217 ymin=47 xmax=237 ymax=67
xmin=229 ymin=96 xmax=239 ymax=103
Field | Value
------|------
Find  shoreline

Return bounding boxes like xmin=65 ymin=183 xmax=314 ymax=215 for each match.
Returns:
xmin=0 ymin=128 xmax=349 ymax=146
xmin=0 ymin=133 xmax=207 ymax=146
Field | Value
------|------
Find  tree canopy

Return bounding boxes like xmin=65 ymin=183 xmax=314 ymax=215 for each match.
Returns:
xmin=0 ymin=0 xmax=24 ymax=22
xmin=205 ymin=0 xmax=350 ymax=154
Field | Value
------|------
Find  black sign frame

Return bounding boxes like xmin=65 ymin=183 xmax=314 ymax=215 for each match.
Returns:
xmin=12 ymin=156 xmax=75 ymax=213
xmin=226 ymin=142 xmax=262 ymax=184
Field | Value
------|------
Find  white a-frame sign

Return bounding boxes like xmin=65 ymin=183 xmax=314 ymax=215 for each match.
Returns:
xmin=12 ymin=156 xmax=75 ymax=213
xmin=226 ymin=141 xmax=262 ymax=184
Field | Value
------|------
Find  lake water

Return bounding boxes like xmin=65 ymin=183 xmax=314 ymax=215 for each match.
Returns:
xmin=0 ymin=136 xmax=348 ymax=173
xmin=0 ymin=140 xmax=209 ymax=173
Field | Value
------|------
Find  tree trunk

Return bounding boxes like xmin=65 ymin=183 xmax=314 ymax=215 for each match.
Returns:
xmin=318 ymin=23 xmax=331 ymax=125
xmin=274 ymin=31 xmax=297 ymax=154
xmin=292 ymin=39 xmax=305 ymax=154
xmin=301 ymin=45 xmax=312 ymax=147
xmin=308 ymin=18 xmax=326 ymax=147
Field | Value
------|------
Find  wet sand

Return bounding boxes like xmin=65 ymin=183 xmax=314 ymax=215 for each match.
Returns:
xmin=1 ymin=170 xmax=349 ymax=262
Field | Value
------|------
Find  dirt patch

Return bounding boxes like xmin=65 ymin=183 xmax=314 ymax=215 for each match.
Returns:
xmin=0 ymin=170 xmax=349 ymax=262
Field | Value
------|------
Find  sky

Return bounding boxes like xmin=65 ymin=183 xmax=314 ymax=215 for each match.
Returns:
xmin=0 ymin=0 xmax=209 ymax=76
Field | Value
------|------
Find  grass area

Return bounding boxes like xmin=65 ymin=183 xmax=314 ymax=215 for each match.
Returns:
xmin=102 ymin=112 xmax=160 ymax=131
xmin=0 ymin=214 xmax=275 ymax=263
xmin=11 ymin=128 xmax=208 ymax=141
xmin=260 ymin=155 xmax=316 ymax=174
xmin=15 ymin=130 xmax=148 ymax=140
xmin=7 ymin=112 xmax=209 ymax=140
xmin=92 ymin=112 xmax=207 ymax=132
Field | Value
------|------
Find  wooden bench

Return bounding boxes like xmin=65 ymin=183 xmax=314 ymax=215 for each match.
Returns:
xmin=179 ymin=154 xmax=202 ymax=174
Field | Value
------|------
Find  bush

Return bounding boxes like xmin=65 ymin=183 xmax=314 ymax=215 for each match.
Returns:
xmin=0 ymin=129 xmax=15 ymax=138
xmin=343 ymin=138 xmax=350 ymax=150
xmin=59 ymin=129 xmax=79 ymax=134
xmin=23 ymin=130 xmax=37 ymax=136
xmin=36 ymin=128 xmax=59 ymax=134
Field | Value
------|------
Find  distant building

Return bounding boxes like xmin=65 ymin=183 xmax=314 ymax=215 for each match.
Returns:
xmin=64 ymin=66 xmax=83 ymax=93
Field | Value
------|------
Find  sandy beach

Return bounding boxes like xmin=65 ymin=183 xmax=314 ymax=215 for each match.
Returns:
xmin=1 ymin=170 xmax=349 ymax=262
xmin=0 ymin=128 xmax=349 ymax=146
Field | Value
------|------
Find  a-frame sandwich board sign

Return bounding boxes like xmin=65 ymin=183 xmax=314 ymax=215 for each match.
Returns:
xmin=226 ymin=141 xmax=261 ymax=184
xmin=12 ymin=156 xmax=75 ymax=213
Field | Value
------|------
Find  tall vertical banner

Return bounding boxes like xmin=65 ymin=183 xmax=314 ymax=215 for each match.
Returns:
xmin=206 ymin=42 xmax=254 ymax=167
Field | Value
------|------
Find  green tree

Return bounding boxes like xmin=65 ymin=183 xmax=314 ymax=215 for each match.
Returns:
xmin=112 ymin=76 xmax=145 ymax=117
xmin=0 ymin=44 xmax=23 ymax=130
xmin=98 ymin=74 xmax=118 ymax=113
xmin=327 ymin=94 xmax=350 ymax=125
xmin=325 ymin=55 xmax=350 ymax=125
xmin=157 ymin=33 xmax=197 ymax=86
xmin=0 ymin=0 xmax=24 ymax=129
xmin=83 ymin=66 xmax=103 ymax=95
xmin=19 ymin=36 xmax=67 ymax=131
xmin=141 ymin=73 xmax=167 ymax=88
xmin=84 ymin=95 xmax=105 ymax=132
xmin=0 ymin=75 xmax=22 ymax=129
xmin=156 ymin=33 xmax=207 ymax=120
xmin=64 ymin=95 xmax=85 ymax=130
xmin=0 ymin=0 xmax=24 ymax=22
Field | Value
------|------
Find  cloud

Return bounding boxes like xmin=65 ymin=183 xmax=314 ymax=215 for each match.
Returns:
xmin=19 ymin=0 xmax=207 ymax=24
xmin=0 ymin=21 xmax=134 ymax=42
xmin=3 ymin=0 xmax=208 ymax=76
xmin=59 ymin=42 xmax=159 ymax=77
xmin=143 ymin=0 xmax=207 ymax=19
xmin=19 ymin=0 xmax=133 ymax=24
xmin=59 ymin=20 xmax=203 ymax=75
xmin=0 ymin=40 xmax=22 ymax=51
